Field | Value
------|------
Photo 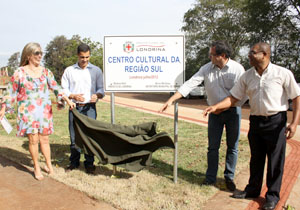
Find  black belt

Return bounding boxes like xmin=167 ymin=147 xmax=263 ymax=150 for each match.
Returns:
xmin=76 ymin=103 xmax=92 ymax=107
xmin=250 ymin=111 xmax=286 ymax=121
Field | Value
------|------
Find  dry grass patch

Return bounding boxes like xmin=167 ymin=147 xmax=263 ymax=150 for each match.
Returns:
xmin=0 ymin=101 xmax=250 ymax=210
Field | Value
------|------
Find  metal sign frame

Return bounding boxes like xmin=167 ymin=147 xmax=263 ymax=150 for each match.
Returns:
xmin=103 ymin=35 xmax=185 ymax=92
xmin=104 ymin=35 xmax=185 ymax=183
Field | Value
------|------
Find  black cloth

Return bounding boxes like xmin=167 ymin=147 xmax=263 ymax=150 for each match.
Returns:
xmin=71 ymin=109 xmax=175 ymax=172
xmin=245 ymin=111 xmax=287 ymax=203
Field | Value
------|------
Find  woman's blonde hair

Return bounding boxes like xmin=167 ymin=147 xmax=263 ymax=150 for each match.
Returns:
xmin=19 ymin=42 xmax=41 ymax=67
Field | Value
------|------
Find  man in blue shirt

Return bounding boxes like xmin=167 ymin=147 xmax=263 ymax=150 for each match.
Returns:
xmin=61 ymin=43 xmax=105 ymax=174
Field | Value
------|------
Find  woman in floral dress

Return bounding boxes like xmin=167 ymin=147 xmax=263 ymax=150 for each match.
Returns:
xmin=0 ymin=42 xmax=75 ymax=180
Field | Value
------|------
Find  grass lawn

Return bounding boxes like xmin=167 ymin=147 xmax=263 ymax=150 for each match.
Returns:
xmin=0 ymin=101 xmax=250 ymax=210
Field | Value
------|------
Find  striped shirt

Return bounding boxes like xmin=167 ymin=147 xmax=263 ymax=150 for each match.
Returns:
xmin=178 ymin=59 xmax=245 ymax=106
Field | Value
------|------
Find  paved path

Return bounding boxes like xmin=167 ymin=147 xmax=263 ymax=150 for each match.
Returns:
xmin=0 ymin=156 xmax=116 ymax=210
xmin=102 ymin=95 xmax=300 ymax=210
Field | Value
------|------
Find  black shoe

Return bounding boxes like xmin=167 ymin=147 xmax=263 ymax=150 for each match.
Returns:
xmin=262 ymin=201 xmax=277 ymax=210
xmin=225 ymin=179 xmax=236 ymax=191
xmin=232 ymin=190 xmax=259 ymax=199
xmin=201 ymin=180 xmax=216 ymax=186
xmin=85 ymin=165 xmax=96 ymax=175
xmin=65 ymin=165 xmax=78 ymax=172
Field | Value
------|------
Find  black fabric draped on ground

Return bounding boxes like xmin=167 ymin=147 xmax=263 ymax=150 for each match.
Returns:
xmin=72 ymin=109 xmax=175 ymax=172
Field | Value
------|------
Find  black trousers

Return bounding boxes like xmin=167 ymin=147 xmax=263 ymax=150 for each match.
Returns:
xmin=245 ymin=112 xmax=287 ymax=203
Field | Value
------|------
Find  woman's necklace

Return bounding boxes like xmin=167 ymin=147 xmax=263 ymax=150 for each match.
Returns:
xmin=26 ymin=66 xmax=42 ymax=78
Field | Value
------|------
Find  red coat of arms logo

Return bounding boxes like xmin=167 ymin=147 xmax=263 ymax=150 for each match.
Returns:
xmin=123 ymin=42 xmax=134 ymax=53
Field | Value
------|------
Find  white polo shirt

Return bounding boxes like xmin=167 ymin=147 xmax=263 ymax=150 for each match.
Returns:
xmin=230 ymin=62 xmax=300 ymax=116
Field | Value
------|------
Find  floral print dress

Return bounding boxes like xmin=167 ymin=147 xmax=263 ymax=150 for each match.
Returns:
xmin=3 ymin=67 xmax=63 ymax=137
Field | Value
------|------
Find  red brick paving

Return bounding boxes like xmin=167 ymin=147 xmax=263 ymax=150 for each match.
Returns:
xmin=245 ymin=139 xmax=300 ymax=210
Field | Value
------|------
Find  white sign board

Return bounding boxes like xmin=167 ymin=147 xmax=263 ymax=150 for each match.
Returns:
xmin=104 ymin=35 xmax=185 ymax=92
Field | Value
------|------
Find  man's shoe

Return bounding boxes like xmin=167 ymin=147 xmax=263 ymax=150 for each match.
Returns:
xmin=262 ymin=201 xmax=277 ymax=210
xmin=232 ymin=190 xmax=259 ymax=199
xmin=85 ymin=165 xmax=96 ymax=175
xmin=65 ymin=165 xmax=78 ymax=172
xmin=225 ymin=179 xmax=236 ymax=191
xmin=201 ymin=180 xmax=216 ymax=186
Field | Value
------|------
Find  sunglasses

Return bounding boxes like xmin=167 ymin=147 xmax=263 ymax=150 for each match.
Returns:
xmin=33 ymin=51 xmax=43 ymax=56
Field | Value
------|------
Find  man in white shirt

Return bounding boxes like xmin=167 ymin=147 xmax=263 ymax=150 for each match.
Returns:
xmin=61 ymin=43 xmax=105 ymax=174
xmin=159 ymin=41 xmax=246 ymax=191
xmin=204 ymin=42 xmax=300 ymax=210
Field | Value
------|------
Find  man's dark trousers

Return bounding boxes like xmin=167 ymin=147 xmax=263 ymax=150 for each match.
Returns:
xmin=68 ymin=103 xmax=97 ymax=168
xmin=245 ymin=111 xmax=287 ymax=203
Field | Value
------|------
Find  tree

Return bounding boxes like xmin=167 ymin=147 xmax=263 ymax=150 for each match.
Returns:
xmin=244 ymin=0 xmax=300 ymax=81
xmin=44 ymin=35 xmax=103 ymax=82
xmin=182 ymin=0 xmax=300 ymax=81
xmin=82 ymin=37 xmax=103 ymax=70
xmin=7 ymin=52 xmax=20 ymax=76
xmin=273 ymin=0 xmax=300 ymax=32
xmin=44 ymin=35 xmax=74 ymax=82
xmin=182 ymin=0 xmax=249 ymax=79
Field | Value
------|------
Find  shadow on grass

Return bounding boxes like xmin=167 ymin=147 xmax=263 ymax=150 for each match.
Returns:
xmin=20 ymin=142 xmax=133 ymax=179
xmin=0 ymin=147 xmax=33 ymax=176
xmin=3 ymin=141 xmax=228 ymax=187
xmin=16 ymin=139 xmax=230 ymax=185
xmin=0 ymin=145 xmax=228 ymax=188
xmin=148 ymin=158 xmax=206 ymax=185
xmin=148 ymin=158 xmax=229 ymax=192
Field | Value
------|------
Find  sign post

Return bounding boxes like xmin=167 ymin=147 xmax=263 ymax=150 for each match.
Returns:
xmin=104 ymin=35 xmax=185 ymax=182
xmin=173 ymin=101 xmax=179 ymax=183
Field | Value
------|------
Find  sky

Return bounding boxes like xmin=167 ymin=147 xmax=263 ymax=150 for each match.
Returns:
xmin=0 ymin=0 xmax=195 ymax=67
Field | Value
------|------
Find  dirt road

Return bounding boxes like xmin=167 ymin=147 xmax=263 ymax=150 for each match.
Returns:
xmin=113 ymin=92 xmax=297 ymax=124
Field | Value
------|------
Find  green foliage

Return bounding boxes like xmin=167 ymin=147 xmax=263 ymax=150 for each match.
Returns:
xmin=44 ymin=35 xmax=103 ymax=83
xmin=44 ymin=35 xmax=72 ymax=82
xmin=244 ymin=0 xmax=300 ymax=81
xmin=7 ymin=52 xmax=20 ymax=76
xmin=82 ymin=37 xmax=103 ymax=69
xmin=182 ymin=0 xmax=249 ymax=79
xmin=182 ymin=0 xmax=300 ymax=81
xmin=285 ymin=204 xmax=295 ymax=210
xmin=244 ymin=0 xmax=281 ymax=42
